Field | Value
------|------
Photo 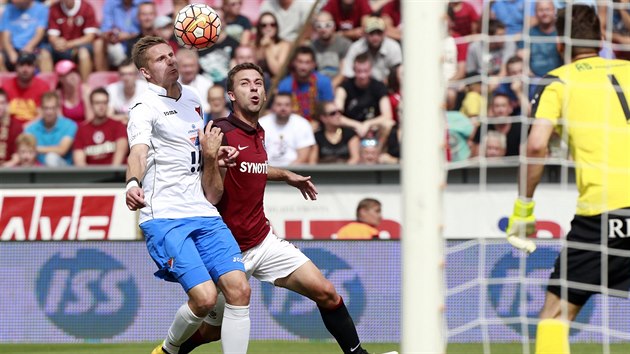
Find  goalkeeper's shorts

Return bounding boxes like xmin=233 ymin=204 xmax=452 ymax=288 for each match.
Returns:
xmin=547 ymin=207 xmax=630 ymax=306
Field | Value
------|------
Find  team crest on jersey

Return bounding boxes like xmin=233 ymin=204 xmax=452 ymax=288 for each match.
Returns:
xmin=188 ymin=124 xmax=199 ymax=146
xmin=195 ymin=106 xmax=201 ymax=118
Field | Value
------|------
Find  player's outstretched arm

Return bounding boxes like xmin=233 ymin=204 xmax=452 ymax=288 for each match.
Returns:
xmin=200 ymin=121 xmax=226 ymax=205
xmin=125 ymin=144 xmax=148 ymax=211
xmin=267 ymin=166 xmax=318 ymax=200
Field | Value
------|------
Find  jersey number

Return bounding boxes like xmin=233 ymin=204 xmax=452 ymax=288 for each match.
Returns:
xmin=608 ymin=74 xmax=630 ymax=123
xmin=190 ymin=151 xmax=202 ymax=173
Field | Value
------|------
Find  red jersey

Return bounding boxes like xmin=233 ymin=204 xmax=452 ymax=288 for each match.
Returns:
xmin=2 ymin=77 xmax=50 ymax=123
xmin=47 ymin=0 xmax=99 ymax=40
xmin=214 ymin=114 xmax=270 ymax=252
xmin=323 ymin=0 xmax=372 ymax=32
xmin=450 ymin=2 xmax=479 ymax=37
xmin=381 ymin=0 xmax=401 ymax=27
xmin=73 ymin=118 xmax=126 ymax=165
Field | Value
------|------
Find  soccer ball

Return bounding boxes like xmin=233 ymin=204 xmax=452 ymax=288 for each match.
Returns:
xmin=173 ymin=3 xmax=221 ymax=50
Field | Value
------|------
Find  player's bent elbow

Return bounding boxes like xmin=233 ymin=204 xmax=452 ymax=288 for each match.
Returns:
xmin=526 ymin=142 xmax=548 ymax=158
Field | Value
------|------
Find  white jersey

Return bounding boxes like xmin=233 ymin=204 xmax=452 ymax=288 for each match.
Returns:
xmin=106 ymin=79 xmax=148 ymax=117
xmin=259 ymin=113 xmax=316 ymax=167
xmin=127 ymin=82 xmax=220 ymax=223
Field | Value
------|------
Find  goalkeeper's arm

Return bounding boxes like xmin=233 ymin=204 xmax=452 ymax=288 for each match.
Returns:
xmin=507 ymin=119 xmax=555 ymax=253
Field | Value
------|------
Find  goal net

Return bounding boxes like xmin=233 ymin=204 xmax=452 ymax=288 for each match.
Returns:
xmin=404 ymin=1 xmax=630 ymax=353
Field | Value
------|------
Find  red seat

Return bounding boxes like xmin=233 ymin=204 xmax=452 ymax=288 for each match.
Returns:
xmin=87 ymin=71 xmax=120 ymax=90
xmin=37 ymin=72 xmax=58 ymax=90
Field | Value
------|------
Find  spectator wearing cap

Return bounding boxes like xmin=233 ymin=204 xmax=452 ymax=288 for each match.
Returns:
xmin=55 ymin=59 xmax=92 ymax=124
xmin=1 ymin=52 xmax=50 ymax=127
xmin=322 ymin=0 xmax=372 ymax=41
xmin=125 ymin=1 xmax=159 ymax=57
xmin=310 ymin=11 xmax=352 ymax=88
xmin=47 ymin=0 xmax=103 ymax=81
xmin=341 ymin=16 xmax=402 ymax=83
xmin=0 ymin=0 xmax=53 ymax=73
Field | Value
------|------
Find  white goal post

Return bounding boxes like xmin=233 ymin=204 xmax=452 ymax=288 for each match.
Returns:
xmin=401 ymin=1 xmax=446 ymax=353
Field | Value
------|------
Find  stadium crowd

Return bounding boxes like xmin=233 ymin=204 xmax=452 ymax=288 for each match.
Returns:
xmin=0 ymin=0 xmax=622 ymax=168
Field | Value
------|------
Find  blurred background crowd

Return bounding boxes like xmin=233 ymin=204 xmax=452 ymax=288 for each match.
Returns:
xmin=0 ymin=0 xmax=624 ymax=169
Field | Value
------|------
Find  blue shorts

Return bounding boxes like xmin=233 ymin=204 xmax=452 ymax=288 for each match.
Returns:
xmin=140 ymin=216 xmax=245 ymax=292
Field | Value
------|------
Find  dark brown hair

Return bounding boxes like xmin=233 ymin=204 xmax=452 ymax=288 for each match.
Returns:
xmin=556 ymin=5 xmax=601 ymax=57
xmin=226 ymin=62 xmax=265 ymax=92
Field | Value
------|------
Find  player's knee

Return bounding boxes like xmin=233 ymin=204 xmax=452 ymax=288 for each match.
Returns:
xmin=225 ymin=280 xmax=251 ymax=305
xmin=189 ymin=297 xmax=217 ymax=316
xmin=313 ymin=280 xmax=340 ymax=308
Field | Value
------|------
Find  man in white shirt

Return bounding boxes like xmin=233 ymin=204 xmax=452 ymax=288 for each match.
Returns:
xmin=176 ymin=48 xmax=214 ymax=112
xmin=106 ymin=58 xmax=148 ymax=123
xmin=259 ymin=93 xmax=315 ymax=166
xmin=125 ymin=36 xmax=250 ymax=354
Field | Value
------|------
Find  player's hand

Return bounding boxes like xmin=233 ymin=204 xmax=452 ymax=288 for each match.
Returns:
xmin=126 ymin=186 xmax=146 ymax=211
xmin=217 ymin=146 xmax=239 ymax=167
xmin=199 ymin=121 xmax=223 ymax=161
xmin=506 ymin=198 xmax=537 ymax=254
xmin=285 ymin=171 xmax=318 ymax=200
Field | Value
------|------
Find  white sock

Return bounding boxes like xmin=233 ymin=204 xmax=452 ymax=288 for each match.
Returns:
xmin=221 ymin=303 xmax=250 ymax=354
xmin=163 ymin=303 xmax=204 ymax=354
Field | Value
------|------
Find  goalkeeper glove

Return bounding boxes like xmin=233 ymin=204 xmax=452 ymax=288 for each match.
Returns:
xmin=506 ymin=198 xmax=537 ymax=254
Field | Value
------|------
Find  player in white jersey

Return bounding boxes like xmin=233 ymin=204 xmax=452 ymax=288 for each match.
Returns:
xmin=125 ymin=36 xmax=250 ymax=354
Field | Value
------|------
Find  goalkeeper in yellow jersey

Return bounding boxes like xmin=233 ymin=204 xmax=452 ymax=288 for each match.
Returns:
xmin=506 ymin=4 xmax=630 ymax=354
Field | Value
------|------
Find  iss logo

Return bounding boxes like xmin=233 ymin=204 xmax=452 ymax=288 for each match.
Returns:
xmin=487 ymin=246 xmax=594 ymax=337
xmin=35 ymin=249 xmax=139 ymax=339
xmin=261 ymin=248 xmax=366 ymax=338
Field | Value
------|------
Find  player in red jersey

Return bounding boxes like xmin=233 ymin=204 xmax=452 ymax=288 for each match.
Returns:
xmin=177 ymin=62 xmax=370 ymax=354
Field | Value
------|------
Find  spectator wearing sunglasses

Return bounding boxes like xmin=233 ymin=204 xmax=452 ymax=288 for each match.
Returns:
xmin=311 ymin=11 xmax=352 ymax=88
xmin=254 ymin=12 xmax=290 ymax=79
xmin=310 ymin=101 xmax=360 ymax=164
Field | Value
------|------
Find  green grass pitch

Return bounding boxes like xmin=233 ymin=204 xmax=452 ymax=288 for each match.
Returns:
xmin=2 ymin=342 xmax=630 ymax=354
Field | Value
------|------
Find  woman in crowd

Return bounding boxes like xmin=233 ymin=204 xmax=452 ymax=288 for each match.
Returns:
xmin=254 ymin=12 xmax=290 ymax=79
xmin=55 ymin=60 xmax=92 ymax=123
xmin=310 ymin=101 xmax=360 ymax=164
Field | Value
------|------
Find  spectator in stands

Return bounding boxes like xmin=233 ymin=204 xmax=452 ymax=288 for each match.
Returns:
xmin=105 ymin=58 xmax=147 ymax=123
xmin=0 ymin=88 xmax=11 ymax=164
xmin=197 ymin=9 xmax=239 ymax=87
xmin=55 ymin=59 xmax=91 ymax=124
xmin=259 ymin=93 xmax=316 ymax=167
xmin=206 ymin=84 xmax=230 ymax=123
xmin=471 ymin=93 xmax=523 ymax=157
xmin=176 ymin=49 xmax=213 ymax=112
xmin=482 ymin=130 xmax=507 ymax=158
xmin=73 ymin=87 xmax=127 ymax=166
xmin=99 ymin=0 xmax=142 ymax=69
xmin=336 ymin=198 xmax=382 ymax=239
xmin=260 ymin=0 xmax=311 ymax=42
xmin=605 ymin=0 xmax=630 ymax=60
xmin=459 ymin=72 xmax=483 ymax=118
xmin=2 ymin=133 xmax=40 ymax=167
xmin=309 ymin=101 xmax=360 ymax=164
xmin=254 ymin=12 xmax=291 ymax=79
xmin=493 ymin=55 xmax=534 ymax=116
xmin=342 ymin=17 xmax=403 ymax=82
xmin=490 ymin=0 xmax=525 ymax=36
xmin=336 ymin=53 xmax=393 ymax=139
xmin=466 ymin=19 xmax=516 ymax=77
xmin=379 ymin=100 xmax=401 ymax=164
xmin=447 ymin=1 xmax=480 ymax=37
xmin=380 ymin=0 xmax=401 ymax=41
xmin=47 ymin=0 xmax=102 ymax=81
xmin=311 ymin=11 xmax=352 ymax=88
xmin=2 ymin=53 xmax=50 ymax=157
xmin=0 ymin=0 xmax=53 ymax=73
xmin=387 ymin=64 xmax=401 ymax=122
xmin=446 ymin=110 xmax=474 ymax=162
xmin=222 ymin=0 xmax=252 ymax=46
xmin=322 ymin=0 xmax=372 ymax=41
xmin=528 ymin=0 xmax=563 ymax=77
xmin=126 ymin=1 xmax=159 ymax=56
xmin=153 ymin=15 xmax=179 ymax=54
xmin=358 ymin=137 xmax=381 ymax=164
xmin=24 ymin=91 xmax=77 ymax=166
xmin=278 ymin=46 xmax=334 ymax=124
xmin=232 ymin=45 xmax=256 ymax=66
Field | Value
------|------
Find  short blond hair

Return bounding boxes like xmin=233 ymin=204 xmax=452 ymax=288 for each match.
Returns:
xmin=15 ymin=133 xmax=37 ymax=149
xmin=131 ymin=36 xmax=168 ymax=70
